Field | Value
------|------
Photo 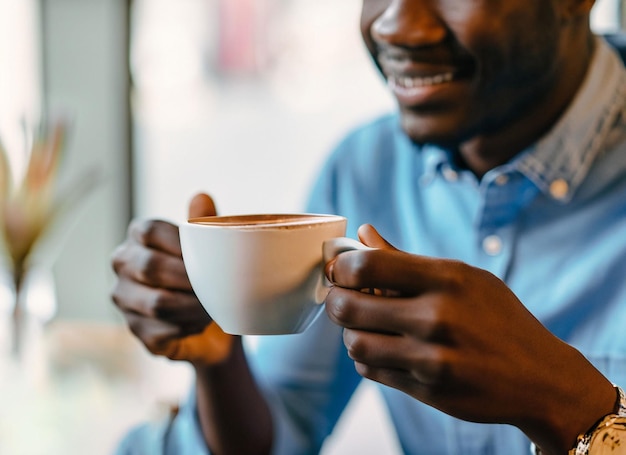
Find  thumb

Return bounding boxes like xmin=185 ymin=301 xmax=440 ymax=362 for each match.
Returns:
xmin=357 ymin=224 xmax=397 ymax=250
xmin=188 ymin=192 xmax=217 ymax=219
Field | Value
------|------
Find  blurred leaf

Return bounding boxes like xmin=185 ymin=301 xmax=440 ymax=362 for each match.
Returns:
xmin=0 ymin=118 xmax=99 ymax=276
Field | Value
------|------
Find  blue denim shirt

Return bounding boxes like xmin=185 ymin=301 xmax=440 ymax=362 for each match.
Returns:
xmin=116 ymin=36 xmax=626 ymax=455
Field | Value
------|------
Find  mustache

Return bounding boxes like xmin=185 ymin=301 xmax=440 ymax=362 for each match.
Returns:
xmin=375 ymin=42 xmax=474 ymax=67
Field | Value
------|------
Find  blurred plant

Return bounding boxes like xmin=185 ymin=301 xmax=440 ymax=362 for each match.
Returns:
xmin=0 ymin=119 xmax=99 ymax=357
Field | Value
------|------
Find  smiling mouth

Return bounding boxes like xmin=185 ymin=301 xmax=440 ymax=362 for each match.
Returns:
xmin=388 ymin=72 xmax=455 ymax=92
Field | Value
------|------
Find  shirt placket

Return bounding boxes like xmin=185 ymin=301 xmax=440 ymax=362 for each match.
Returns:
xmin=474 ymin=171 xmax=538 ymax=281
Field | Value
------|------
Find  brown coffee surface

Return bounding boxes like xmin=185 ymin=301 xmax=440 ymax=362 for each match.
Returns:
xmin=188 ymin=214 xmax=341 ymax=228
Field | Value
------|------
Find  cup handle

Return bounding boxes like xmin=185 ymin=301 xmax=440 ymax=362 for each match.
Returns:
xmin=314 ymin=238 xmax=372 ymax=305
xmin=322 ymin=237 xmax=372 ymax=291
xmin=323 ymin=236 xmax=374 ymax=262
xmin=322 ymin=237 xmax=390 ymax=296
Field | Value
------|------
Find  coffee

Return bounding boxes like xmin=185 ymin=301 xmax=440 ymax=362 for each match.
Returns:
xmin=189 ymin=214 xmax=341 ymax=228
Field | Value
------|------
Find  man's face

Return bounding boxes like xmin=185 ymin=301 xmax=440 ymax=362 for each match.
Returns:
xmin=361 ymin=0 xmax=572 ymax=146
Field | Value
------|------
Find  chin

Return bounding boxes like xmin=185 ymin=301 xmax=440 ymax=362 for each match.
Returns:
xmin=399 ymin=109 xmax=469 ymax=147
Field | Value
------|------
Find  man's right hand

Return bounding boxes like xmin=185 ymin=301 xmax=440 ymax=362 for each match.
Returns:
xmin=111 ymin=192 xmax=234 ymax=365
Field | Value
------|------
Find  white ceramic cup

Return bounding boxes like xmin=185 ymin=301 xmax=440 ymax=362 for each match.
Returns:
xmin=179 ymin=214 xmax=347 ymax=335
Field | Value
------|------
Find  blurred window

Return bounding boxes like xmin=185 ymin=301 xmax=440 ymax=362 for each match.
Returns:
xmin=0 ymin=0 xmax=41 ymax=180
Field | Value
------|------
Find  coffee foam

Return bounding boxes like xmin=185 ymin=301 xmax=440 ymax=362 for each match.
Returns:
xmin=188 ymin=214 xmax=344 ymax=229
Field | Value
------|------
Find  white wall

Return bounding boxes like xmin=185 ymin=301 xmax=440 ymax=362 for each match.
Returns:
xmin=0 ymin=0 xmax=41 ymax=181
xmin=131 ymin=0 xmax=394 ymax=223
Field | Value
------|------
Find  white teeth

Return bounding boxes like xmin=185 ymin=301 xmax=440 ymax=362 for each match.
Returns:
xmin=389 ymin=72 xmax=454 ymax=91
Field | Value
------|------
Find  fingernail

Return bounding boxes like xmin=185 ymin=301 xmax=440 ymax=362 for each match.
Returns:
xmin=325 ymin=259 xmax=336 ymax=283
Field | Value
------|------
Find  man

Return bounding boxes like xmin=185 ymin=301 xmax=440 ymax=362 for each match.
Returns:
xmin=111 ymin=0 xmax=626 ymax=454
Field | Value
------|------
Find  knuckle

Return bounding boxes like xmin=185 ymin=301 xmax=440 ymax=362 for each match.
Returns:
xmin=326 ymin=290 xmax=355 ymax=323
xmin=353 ymin=361 xmax=372 ymax=379
xmin=343 ymin=331 xmax=368 ymax=361
xmin=110 ymin=244 xmax=128 ymax=274
xmin=145 ymin=291 xmax=171 ymax=319
xmin=411 ymin=297 xmax=456 ymax=344
xmin=110 ymin=279 xmax=133 ymax=311
xmin=345 ymin=250 xmax=378 ymax=282
xmin=137 ymin=250 xmax=163 ymax=284
xmin=110 ymin=287 xmax=123 ymax=309
xmin=130 ymin=327 xmax=168 ymax=354
xmin=414 ymin=347 xmax=453 ymax=385
xmin=127 ymin=219 xmax=145 ymax=240
xmin=331 ymin=250 xmax=377 ymax=289
xmin=130 ymin=218 xmax=160 ymax=245
xmin=425 ymin=321 xmax=452 ymax=342
xmin=419 ymin=300 xmax=454 ymax=341
xmin=123 ymin=314 xmax=174 ymax=355
xmin=142 ymin=338 xmax=165 ymax=355
xmin=126 ymin=318 xmax=146 ymax=342
xmin=439 ymin=259 xmax=473 ymax=290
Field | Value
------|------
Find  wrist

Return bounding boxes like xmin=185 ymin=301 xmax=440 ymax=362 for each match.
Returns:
xmin=173 ymin=322 xmax=237 ymax=366
xmin=531 ymin=385 xmax=626 ymax=455
xmin=191 ymin=332 xmax=242 ymax=371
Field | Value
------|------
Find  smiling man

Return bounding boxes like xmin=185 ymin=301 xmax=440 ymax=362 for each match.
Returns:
xmin=112 ymin=1 xmax=626 ymax=454
xmin=361 ymin=0 xmax=596 ymax=173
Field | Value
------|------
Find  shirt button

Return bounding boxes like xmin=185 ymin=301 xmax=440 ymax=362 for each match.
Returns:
xmin=549 ymin=179 xmax=569 ymax=200
xmin=494 ymin=174 xmax=509 ymax=186
xmin=482 ymin=235 xmax=503 ymax=256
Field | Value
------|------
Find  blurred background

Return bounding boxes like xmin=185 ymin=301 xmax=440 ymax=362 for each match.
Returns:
xmin=0 ymin=0 xmax=623 ymax=453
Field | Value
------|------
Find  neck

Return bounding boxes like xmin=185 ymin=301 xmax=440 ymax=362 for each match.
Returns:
xmin=457 ymin=33 xmax=596 ymax=179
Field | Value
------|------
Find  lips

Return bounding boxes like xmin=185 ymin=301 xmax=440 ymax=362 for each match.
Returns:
xmin=377 ymin=47 xmax=474 ymax=107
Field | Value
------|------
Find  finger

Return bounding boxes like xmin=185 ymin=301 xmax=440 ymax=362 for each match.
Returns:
xmin=112 ymin=277 xmax=211 ymax=326
xmin=357 ymin=224 xmax=397 ymax=250
xmin=113 ymin=240 xmax=192 ymax=291
xmin=353 ymin=363 xmax=432 ymax=400
xmin=330 ymin=247 xmax=468 ymax=296
xmin=188 ymin=192 xmax=217 ymax=219
xmin=342 ymin=328 xmax=451 ymax=385
xmin=342 ymin=328 xmax=407 ymax=367
xmin=354 ymin=360 xmax=455 ymax=411
xmin=129 ymin=218 xmax=183 ymax=257
xmin=326 ymin=287 xmax=400 ymax=333
xmin=326 ymin=286 xmax=448 ymax=336
xmin=123 ymin=311 xmax=186 ymax=352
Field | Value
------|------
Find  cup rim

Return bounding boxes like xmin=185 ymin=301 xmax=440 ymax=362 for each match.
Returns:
xmin=187 ymin=213 xmax=346 ymax=229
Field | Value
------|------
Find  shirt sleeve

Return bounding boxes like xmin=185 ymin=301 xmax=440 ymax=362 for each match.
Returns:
xmin=249 ymin=315 xmax=361 ymax=454
xmin=113 ymin=390 xmax=211 ymax=455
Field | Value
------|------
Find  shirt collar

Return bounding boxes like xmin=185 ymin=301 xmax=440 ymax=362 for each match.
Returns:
xmin=419 ymin=37 xmax=626 ymax=202
xmin=515 ymin=36 xmax=626 ymax=203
